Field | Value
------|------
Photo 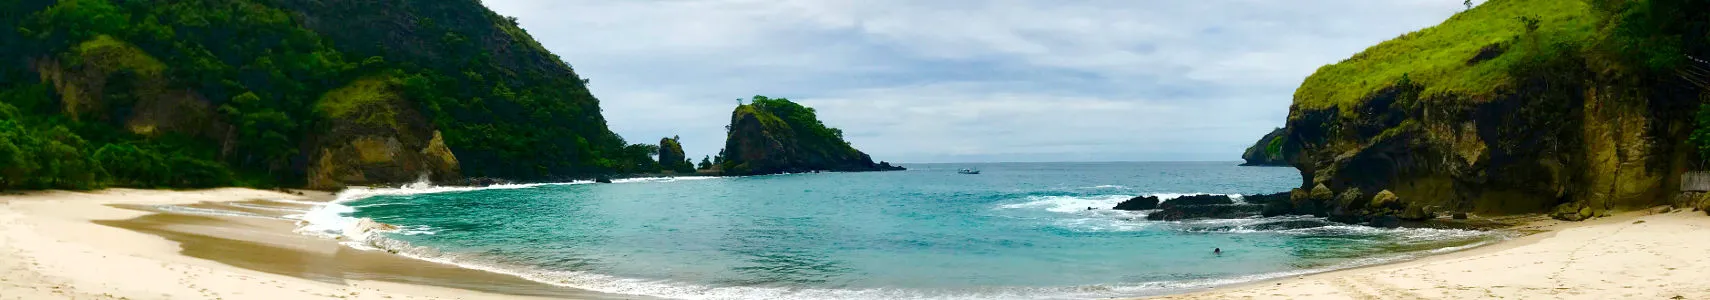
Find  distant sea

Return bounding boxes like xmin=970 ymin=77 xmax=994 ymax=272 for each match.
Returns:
xmin=297 ymin=162 xmax=1506 ymax=300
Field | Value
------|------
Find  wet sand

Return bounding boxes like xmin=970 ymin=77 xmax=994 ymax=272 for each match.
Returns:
xmin=1143 ymin=208 xmax=1710 ymax=300
xmin=0 ymin=188 xmax=641 ymax=300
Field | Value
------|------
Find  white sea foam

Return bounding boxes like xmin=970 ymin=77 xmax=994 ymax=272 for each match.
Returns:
xmin=612 ymin=176 xmax=721 ymax=184
xmin=344 ymin=230 xmax=1503 ymax=300
xmin=396 ymin=225 xmax=438 ymax=236
xmin=150 ymin=205 xmax=291 ymax=220
xmin=294 ymin=183 xmax=1507 ymax=300
xmin=997 ymin=195 xmax=1136 ymax=213
xmin=349 ymin=202 xmax=417 ymax=209
xmin=262 ymin=198 xmax=331 ymax=206
xmin=224 ymin=202 xmax=309 ymax=213
xmin=294 ymin=176 xmax=726 ymax=245
xmin=996 ymin=193 xmax=1236 ymax=214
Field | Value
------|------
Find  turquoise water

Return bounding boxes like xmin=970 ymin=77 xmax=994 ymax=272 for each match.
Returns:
xmin=300 ymin=162 xmax=1502 ymax=299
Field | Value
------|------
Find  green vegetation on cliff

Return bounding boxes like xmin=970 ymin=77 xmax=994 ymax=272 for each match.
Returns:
xmin=1270 ymin=0 xmax=1710 ymax=222
xmin=719 ymin=96 xmax=901 ymax=176
xmin=1239 ymin=128 xmax=1291 ymax=166
xmin=658 ymin=136 xmax=693 ymax=173
xmin=1295 ymin=0 xmax=1595 ymax=113
xmin=0 ymin=0 xmax=638 ymax=190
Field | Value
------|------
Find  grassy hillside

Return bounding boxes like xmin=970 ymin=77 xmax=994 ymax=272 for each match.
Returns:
xmin=0 ymin=0 xmax=652 ymax=190
xmin=1270 ymin=0 xmax=1710 ymax=222
xmin=1294 ymin=0 xmax=1595 ymax=113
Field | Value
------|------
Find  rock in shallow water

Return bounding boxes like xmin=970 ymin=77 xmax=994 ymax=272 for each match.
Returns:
xmin=1367 ymin=215 xmax=1402 ymax=228
xmin=1145 ymin=204 xmax=1265 ymax=221
xmin=1159 ymin=194 xmax=1235 ymax=209
xmin=1112 ymin=196 xmax=1161 ymax=211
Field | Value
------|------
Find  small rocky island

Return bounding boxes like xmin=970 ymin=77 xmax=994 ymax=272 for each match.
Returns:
xmin=718 ymin=96 xmax=905 ymax=176
xmin=1239 ymin=128 xmax=1291 ymax=166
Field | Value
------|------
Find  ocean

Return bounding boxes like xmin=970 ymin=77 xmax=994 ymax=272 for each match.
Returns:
xmin=295 ymin=162 xmax=1506 ymax=300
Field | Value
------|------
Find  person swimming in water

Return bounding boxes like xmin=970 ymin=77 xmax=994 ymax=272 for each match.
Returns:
xmin=1214 ymin=247 xmax=1222 ymax=255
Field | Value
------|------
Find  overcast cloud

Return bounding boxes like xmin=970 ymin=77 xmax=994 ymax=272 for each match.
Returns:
xmin=480 ymin=0 xmax=1470 ymax=163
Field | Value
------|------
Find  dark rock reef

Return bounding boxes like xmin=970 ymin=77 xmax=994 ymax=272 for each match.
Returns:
xmin=718 ymin=96 xmax=905 ymax=176
xmin=1142 ymin=194 xmax=1266 ymax=221
xmin=1108 ymin=197 xmax=1162 ymax=210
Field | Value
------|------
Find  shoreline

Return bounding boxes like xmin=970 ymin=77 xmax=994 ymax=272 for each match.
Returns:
xmin=1142 ymin=207 xmax=1710 ymax=299
xmin=0 ymin=188 xmax=636 ymax=300
xmin=4 ymin=188 xmax=1708 ymax=299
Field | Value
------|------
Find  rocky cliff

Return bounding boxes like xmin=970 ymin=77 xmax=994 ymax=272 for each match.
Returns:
xmin=306 ymin=77 xmax=460 ymax=190
xmin=719 ymin=96 xmax=905 ymax=176
xmin=658 ymin=136 xmax=692 ymax=173
xmin=1256 ymin=0 xmax=1707 ymax=222
xmin=1239 ymin=128 xmax=1292 ymax=166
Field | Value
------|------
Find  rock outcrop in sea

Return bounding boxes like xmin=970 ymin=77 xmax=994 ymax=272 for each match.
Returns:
xmin=658 ymin=136 xmax=693 ymax=173
xmin=718 ymin=96 xmax=905 ymax=176
xmin=1112 ymin=196 xmax=1160 ymax=210
xmin=1239 ymin=128 xmax=1292 ymax=166
xmin=1143 ymin=194 xmax=1266 ymax=221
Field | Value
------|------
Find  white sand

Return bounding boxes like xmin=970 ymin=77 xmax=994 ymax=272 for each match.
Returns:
xmin=6 ymin=188 xmax=1710 ymax=300
xmin=0 ymin=188 xmax=563 ymax=300
xmin=1147 ymin=209 xmax=1710 ymax=300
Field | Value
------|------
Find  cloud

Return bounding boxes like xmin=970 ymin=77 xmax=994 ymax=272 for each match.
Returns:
xmin=481 ymin=0 xmax=1469 ymax=163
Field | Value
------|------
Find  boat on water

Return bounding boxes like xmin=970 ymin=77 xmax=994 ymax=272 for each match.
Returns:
xmin=958 ymin=169 xmax=981 ymax=174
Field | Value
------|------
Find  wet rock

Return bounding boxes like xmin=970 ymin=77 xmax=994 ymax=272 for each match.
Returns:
xmin=876 ymin=161 xmax=906 ymax=171
xmin=1112 ymin=196 xmax=1161 ymax=211
xmin=1242 ymin=192 xmax=1290 ymax=205
xmin=1452 ymin=212 xmax=1469 ymax=219
xmin=1336 ymin=189 xmax=1366 ymax=209
xmin=1309 ymin=184 xmax=1334 ymax=201
xmin=1367 ymin=215 xmax=1402 ymax=228
xmin=1160 ymin=194 xmax=1235 ymax=209
xmin=1247 ymin=219 xmax=1332 ymax=231
xmin=1244 ymin=191 xmax=1294 ymax=217
xmin=1400 ymin=204 xmax=1436 ymax=221
xmin=1144 ymin=204 xmax=1265 ymax=221
xmin=1370 ymin=190 xmax=1399 ymax=209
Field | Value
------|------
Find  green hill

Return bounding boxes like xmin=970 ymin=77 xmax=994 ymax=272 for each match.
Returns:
xmin=719 ymin=96 xmax=903 ymax=176
xmin=1294 ymin=0 xmax=1596 ymax=114
xmin=0 ymin=0 xmax=653 ymax=190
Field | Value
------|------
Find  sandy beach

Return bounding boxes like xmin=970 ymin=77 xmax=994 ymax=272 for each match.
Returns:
xmin=1146 ymin=208 xmax=1710 ymax=300
xmin=4 ymin=188 xmax=1709 ymax=300
xmin=0 ymin=188 xmax=632 ymax=300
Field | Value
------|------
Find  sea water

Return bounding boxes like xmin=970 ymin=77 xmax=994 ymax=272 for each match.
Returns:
xmin=295 ymin=162 xmax=1506 ymax=300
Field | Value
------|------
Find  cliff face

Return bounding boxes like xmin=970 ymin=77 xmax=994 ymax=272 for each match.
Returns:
xmin=307 ymin=77 xmax=460 ymax=190
xmin=1240 ymin=128 xmax=1293 ymax=166
xmin=719 ymin=96 xmax=904 ymax=176
xmin=1261 ymin=0 xmax=1703 ymax=222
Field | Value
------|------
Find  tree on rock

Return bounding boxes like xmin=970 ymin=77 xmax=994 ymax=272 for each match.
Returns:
xmin=658 ymin=136 xmax=693 ymax=173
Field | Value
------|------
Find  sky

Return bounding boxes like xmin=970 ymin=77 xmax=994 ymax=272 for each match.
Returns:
xmin=480 ymin=0 xmax=1473 ymax=163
